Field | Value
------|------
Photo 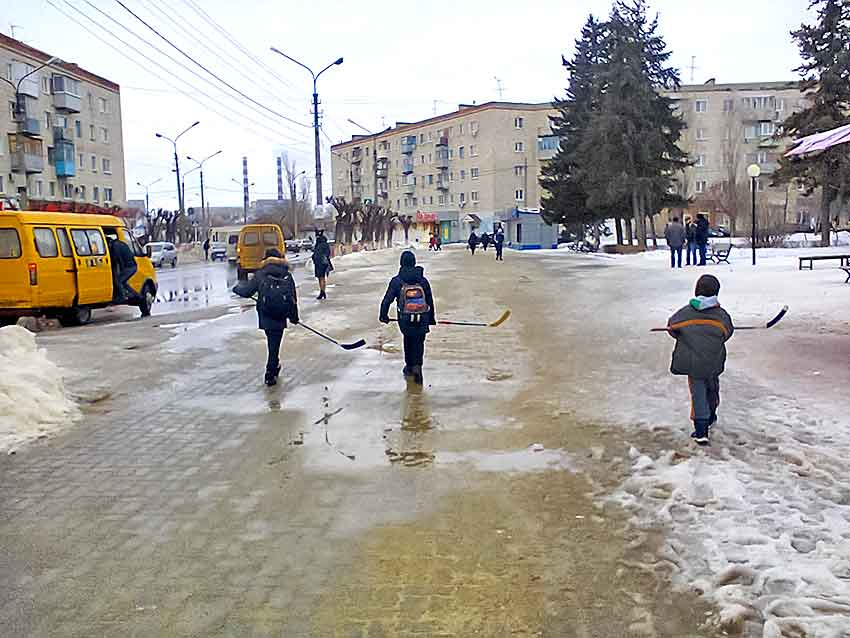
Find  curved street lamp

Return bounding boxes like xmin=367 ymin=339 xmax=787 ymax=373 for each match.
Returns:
xmin=270 ymin=47 xmax=343 ymax=207
xmin=186 ymin=150 xmax=222 ymax=230
xmin=747 ymin=163 xmax=761 ymax=266
xmin=155 ymin=121 xmax=200 ymax=215
xmin=136 ymin=177 xmax=162 ymax=213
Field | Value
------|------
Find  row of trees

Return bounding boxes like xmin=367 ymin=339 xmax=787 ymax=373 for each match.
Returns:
xmin=328 ymin=196 xmax=415 ymax=250
xmin=540 ymin=0 xmax=689 ymax=250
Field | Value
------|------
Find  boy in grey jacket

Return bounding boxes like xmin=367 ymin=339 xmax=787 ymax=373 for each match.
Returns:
xmin=667 ymin=275 xmax=734 ymax=445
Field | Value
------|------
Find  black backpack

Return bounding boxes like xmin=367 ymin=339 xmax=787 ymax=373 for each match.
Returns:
xmin=259 ymin=273 xmax=294 ymax=320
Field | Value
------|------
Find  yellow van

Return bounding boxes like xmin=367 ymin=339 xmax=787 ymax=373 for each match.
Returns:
xmin=236 ymin=224 xmax=285 ymax=280
xmin=0 ymin=211 xmax=158 ymax=326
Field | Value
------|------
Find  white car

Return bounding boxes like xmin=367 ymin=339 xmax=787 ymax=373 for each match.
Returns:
xmin=146 ymin=242 xmax=178 ymax=268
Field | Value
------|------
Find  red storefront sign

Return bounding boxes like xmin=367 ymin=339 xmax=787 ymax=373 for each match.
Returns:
xmin=416 ymin=211 xmax=438 ymax=223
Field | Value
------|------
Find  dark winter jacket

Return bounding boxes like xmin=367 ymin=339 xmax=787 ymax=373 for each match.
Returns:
xmin=664 ymin=221 xmax=686 ymax=248
xmin=468 ymin=233 xmax=479 ymax=248
xmin=379 ymin=265 xmax=436 ymax=336
xmin=667 ymin=299 xmax=734 ymax=379
xmin=481 ymin=233 xmax=491 ymax=247
xmin=110 ymin=238 xmax=136 ymax=271
xmin=312 ymin=237 xmax=333 ymax=276
xmin=685 ymin=223 xmax=696 ymax=242
xmin=494 ymin=231 xmax=505 ymax=246
xmin=695 ymin=217 xmax=710 ymax=245
xmin=233 ymin=256 xmax=299 ymax=331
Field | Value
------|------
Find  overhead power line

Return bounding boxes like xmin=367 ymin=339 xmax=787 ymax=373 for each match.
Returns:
xmin=113 ymin=0 xmax=310 ymax=130
xmin=46 ymin=0 xmax=306 ymax=147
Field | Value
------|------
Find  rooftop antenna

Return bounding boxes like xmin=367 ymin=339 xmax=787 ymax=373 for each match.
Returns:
xmin=433 ymin=99 xmax=438 ymax=115
xmin=494 ymin=76 xmax=504 ymax=100
xmin=10 ymin=24 xmax=22 ymax=39
xmin=689 ymin=56 xmax=698 ymax=83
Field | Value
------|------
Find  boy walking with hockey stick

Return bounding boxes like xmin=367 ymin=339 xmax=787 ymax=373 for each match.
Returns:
xmin=380 ymin=250 xmax=436 ymax=385
xmin=667 ymin=274 xmax=734 ymax=446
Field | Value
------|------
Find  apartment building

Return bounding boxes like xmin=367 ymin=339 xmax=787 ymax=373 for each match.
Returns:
xmin=666 ymin=79 xmax=818 ymax=229
xmin=330 ymin=101 xmax=558 ymax=244
xmin=0 ymin=33 xmax=126 ymax=210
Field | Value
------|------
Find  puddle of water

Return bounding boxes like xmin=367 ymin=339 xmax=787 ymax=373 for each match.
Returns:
xmin=437 ymin=448 xmax=576 ymax=474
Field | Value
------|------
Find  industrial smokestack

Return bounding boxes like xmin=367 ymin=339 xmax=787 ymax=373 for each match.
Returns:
xmin=276 ymin=156 xmax=283 ymax=201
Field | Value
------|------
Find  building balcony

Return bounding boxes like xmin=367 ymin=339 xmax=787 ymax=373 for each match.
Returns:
xmin=402 ymin=159 xmax=414 ymax=174
xmin=376 ymin=166 xmax=388 ymax=178
xmin=351 ymin=148 xmax=363 ymax=163
xmin=434 ymin=150 xmax=449 ymax=169
xmin=55 ymin=158 xmax=76 ymax=178
xmin=352 ymin=168 xmax=362 ymax=182
xmin=377 ymin=146 xmax=389 ymax=160
xmin=401 ymin=136 xmax=417 ymax=155
xmin=740 ymin=107 xmax=782 ymax=122
xmin=403 ymin=182 xmax=416 ymax=194
xmin=12 ymin=149 xmax=45 ymax=174
xmin=19 ymin=117 xmax=41 ymax=137
xmin=378 ymin=189 xmax=388 ymax=199
xmin=53 ymin=91 xmax=82 ymax=113
xmin=437 ymin=174 xmax=449 ymax=190
xmin=436 ymin=135 xmax=448 ymax=147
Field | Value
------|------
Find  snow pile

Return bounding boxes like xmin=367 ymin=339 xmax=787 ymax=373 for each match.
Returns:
xmin=0 ymin=326 xmax=78 ymax=452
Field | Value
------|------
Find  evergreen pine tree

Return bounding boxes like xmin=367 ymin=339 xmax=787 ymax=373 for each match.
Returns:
xmin=774 ymin=0 xmax=850 ymax=246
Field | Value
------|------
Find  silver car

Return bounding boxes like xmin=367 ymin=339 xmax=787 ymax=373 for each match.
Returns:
xmin=146 ymin=241 xmax=178 ymax=268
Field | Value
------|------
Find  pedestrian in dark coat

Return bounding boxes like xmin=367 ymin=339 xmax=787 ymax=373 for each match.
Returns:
xmin=481 ymin=232 xmax=491 ymax=251
xmin=379 ymin=250 xmax=436 ymax=385
xmin=467 ymin=231 xmax=480 ymax=255
xmin=695 ymin=214 xmax=710 ymax=266
xmin=667 ymin=274 xmax=734 ymax=446
xmin=233 ymin=249 xmax=300 ymax=386
xmin=312 ymin=231 xmax=333 ymax=300
xmin=664 ymin=216 xmax=686 ymax=268
xmin=203 ymin=238 xmax=210 ymax=261
xmin=494 ymin=228 xmax=505 ymax=261
xmin=107 ymin=236 xmax=138 ymax=301
xmin=685 ymin=217 xmax=697 ymax=266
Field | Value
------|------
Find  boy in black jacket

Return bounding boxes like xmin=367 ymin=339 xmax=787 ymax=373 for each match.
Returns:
xmin=233 ymin=249 xmax=299 ymax=386
xmin=667 ymin=274 xmax=734 ymax=446
xmin=379 ymin=250 xmax=436 ymax=385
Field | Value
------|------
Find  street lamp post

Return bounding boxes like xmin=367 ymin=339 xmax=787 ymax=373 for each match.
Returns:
xmin=1 ymin=56 xmax=62 ymax=120
xmin=155 ymin=121 xmax=200 ymax=217
xmin=232 ymin=178 xmax=255 ymax=224
xmin=270 ymin=47 xmax=343 ymax=207
xmin=187 ymin=150 xmax=222 ymax=232
xmin=136 ymin=178 xmax=162 ymax=214
xmin=747 ymin=164 xmax=761 ymax=266
xmin=289 ymin=169 xmax=306 ymax=238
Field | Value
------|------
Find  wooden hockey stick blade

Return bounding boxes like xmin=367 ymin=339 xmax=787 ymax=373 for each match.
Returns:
xmin=488 ymin=309 xmax=512 ymax=327
xmin=340 ymin=339 xmax=367 ymax=350
xmin=737 ymin=305 xmax=789 ymax=330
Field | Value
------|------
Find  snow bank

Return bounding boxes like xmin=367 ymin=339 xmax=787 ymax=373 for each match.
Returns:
xmin=0 ymin=326 xmax=78 ymax=452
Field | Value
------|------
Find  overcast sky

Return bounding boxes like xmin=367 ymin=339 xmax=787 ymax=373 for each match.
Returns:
xmin=6 ymin=0 xmax=812 ymax=209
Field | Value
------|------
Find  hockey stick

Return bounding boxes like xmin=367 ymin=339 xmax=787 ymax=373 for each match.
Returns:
xmin=650 ymin=305 xmax=788 ymax=332
xmin=299 ymin=322 xmax=366 ymax=350
xmin=388 ymin=309 xmax=511 ymax=328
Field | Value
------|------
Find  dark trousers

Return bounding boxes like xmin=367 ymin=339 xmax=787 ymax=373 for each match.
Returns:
xmin=686 ymin=242 xmax=697 ymax=265
xmin=495 ymin=244 xmax=504 ymax=260
xmin=117 ymin=265 xmax=138 ymax=298
xmin=688 ymin=375 xmax=720 ymax=437
xmin=265 ymin=329 xmax=284 ymax=375
xmin=698 ymin=242 xmax=708 ymax=266
xmin=403 ymin=333 xmax=426 ymax=369
xmin=469 ymin=245 xmax=477 ymax=255
xmin=670 ymin=246 xmax=683 ymax=268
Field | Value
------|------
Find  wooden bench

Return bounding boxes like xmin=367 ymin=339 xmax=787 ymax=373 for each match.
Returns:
xmin=709 ymin=242 xmax=732 ymax=264
xmin=798 ymin=254 xmax=850 ymax=270
xmin=842 ymin=267 xmax=850 ymax=283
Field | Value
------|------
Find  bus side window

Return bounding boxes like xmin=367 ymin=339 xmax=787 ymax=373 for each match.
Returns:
xmin=56 ymin=228 xmax=73 ymax=257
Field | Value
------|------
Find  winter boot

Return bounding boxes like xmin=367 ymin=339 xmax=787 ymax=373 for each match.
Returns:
xmin=402 ymin=366 xmax=412 ymax=378
xmin=411 ymin=366 xmax=423 ymax=385
xmin=692 ymin=419 xmax=710 ymax=446
xmin=265 ymin=366 xmax=281 ymax=387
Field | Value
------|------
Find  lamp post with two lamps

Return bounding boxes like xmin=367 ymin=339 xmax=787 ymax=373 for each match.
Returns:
xmin=186 ymin=150 xmax=222 ymax=231
xmin=155 ymin=121 xmax=200 ymax=217
xmin=232 ymin=178 xmax=255 ymax=224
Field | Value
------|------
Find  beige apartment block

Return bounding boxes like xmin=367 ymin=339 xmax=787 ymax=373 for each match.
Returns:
xmin=1 ymin=33 xmax=126 ymax=209
xmin=665 ymin=79 xmax=820 ymax=230
xmin=330 ymin=101 xmax=557 ymax=243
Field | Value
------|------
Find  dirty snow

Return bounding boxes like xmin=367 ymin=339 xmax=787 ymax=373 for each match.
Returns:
xmin=0 ymin=326 xmax=78 ymax=453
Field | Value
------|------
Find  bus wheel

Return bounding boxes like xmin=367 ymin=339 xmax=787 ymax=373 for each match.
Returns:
xmin=139 ymin=283 xmax=155 ymax=318
xmin=58 ymin=305 xmax=92 ymax=327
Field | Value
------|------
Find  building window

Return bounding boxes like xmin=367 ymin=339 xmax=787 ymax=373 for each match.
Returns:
xmin=89 ymin=125 xmax=95 ymax=141
xmin=42 ymin=76 xmax=50 ymax=94
xmin=471 ymin=191 xmax=479 ymax=202
xmin=514 ymin=117 xmax=524 ymax=129
xmin=75 ymin=120 xmax=81 ymax=138
xmin=469 ymin=144 xmax=478 ymax=156
xmin=696 ymin=128 xmax=708 ymax=141
xmin=419 ymin=133 xmax=424 ymax=143
xmin=470 ymin=121 xmax=478 ymax=135
xmin=36 ymin=180 xmax=43 ymax=197
xmin=91 ymin=155 xmax=97 ymax=172
xmin=421 ymin=154 xmax=425 ymax=164
xmin=104 ymin=187 xmax=113 ymax=202
xmin=777 ymin=98 xmax=786 ymax=112
xmin=723 ymin=99 xmax=734 ymax=113
xmin=44 ymin=111 xmax=51 ymax=129
xmin=514 ymin=165 xmax=525 ymax=176
xmin=695 ymin=154 xmax=706 ymax=167
xmin=49 ymin=182 xmax=56 ymax=197
xmin=514 ymin=142 xmax=524 ymax=152
xmin=427 ymin=174 xmax=434 ymax=184
xmin=459 ymin=123 xmax=464 ymax=135
xmin=695 ymin=99 xmax=708 ymax=113
xmin=450 ymin=194 xmax=455 ymax=203
xmin=744 ymin=125 xmax=757 ymax=141
xmin=0 ymin=175 xmax=4 ymax=193
xmin=515 ymin=189 xmax=524 ymax=201
xmin=101 ymin=127 xmax=109 ymax=143
xmin=459 ymin=169 xmax=466 ymax=181
xmin=98 ymin=97 xmax=108 ymax=113
xmin=93 ymin=187 xmax=99 ymax=202
xmin=63 ymin=183 xmax=73 ymax=198
xmin=78 ymin=185 xmax=86 ymax=200
xmin=458 ymin=146 xmax=465 ymax=158
xmin=471 ymin=167 xmax=480 ymax=179
xmin=750 ymin=179 xmax=765 ymax=192
xmin=459 ymin=192 xmax=466 ymax=203
xmin=757 ymin=150 xmax=768 ymax=164
xmin=102 ymin=158 xmax=111 ymax=174
xmin=78 ymin=153 xmax=84 ymax=169
xmin=759 ymin=121 xmax=775 ymax=136
xmin=695 ymin=180 xmax=706 ymax=194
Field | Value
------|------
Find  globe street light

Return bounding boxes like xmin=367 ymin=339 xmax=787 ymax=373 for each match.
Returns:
xmin=155 ymin=121 xmax=200 ymax=216
xmin=270 ymin=47 xmax=343 ymax=207
xmin=747 ymin=163 xmax=761 ymax=266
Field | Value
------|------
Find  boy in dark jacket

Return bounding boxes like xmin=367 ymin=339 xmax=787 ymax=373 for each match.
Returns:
xmin=667 ymin=274 xmax=734 ymax=446
xmin=379 ymin=250 xmax=436 ymax=385
xmin=233 ymin=249 xmax=299 ymax=386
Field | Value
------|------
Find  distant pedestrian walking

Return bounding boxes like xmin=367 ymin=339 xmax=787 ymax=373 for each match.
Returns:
xmin=494 ymin=228 xmax=505 ymax=261
xmin=685 ymin=217 xmax=697 ymax=266
xmin=429 ymin=233 xmax=438 ymax=251
xmin=468 ymin=231 xmax=480 ymax=255
xmin=664 ymin=216 xmax=686 ymax=268
xmin=666 ymin=274 xmax=734 ymax=446
xmin=695 ymin=214 xmax=710 ymax=266
xmin=203 ymin=238 xmax=210 ymax=262
xmin=481 ymin=232 xmax=491 ymax=251
xmin=380 ymin=250 xmax=436 ymax=385
xmin=233 ymin=249 xmax=299 ymax=386
xmin=312 ymin=230 xmax=333 ymax=300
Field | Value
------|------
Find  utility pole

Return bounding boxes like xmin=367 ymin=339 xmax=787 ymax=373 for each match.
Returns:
xmin=269 ymin=48 xmax=344 ymax=207
xmin=242 ymin=156 xmax=249 ymax=224
xmin=186 ymin=150 xmax=221 ymax=235
xmin=155 ymin=121 xmax=199 ymax=216
xmin=137 ymin=178 xmax=162 ymax=215
xmin=277 ymin=156 xmax=283 ymax=200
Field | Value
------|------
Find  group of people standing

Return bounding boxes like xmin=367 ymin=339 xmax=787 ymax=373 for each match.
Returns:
xmin=664 ymin=214 xmax=711 ymax=268
xmin=467 ymin=226 xmax=505 ymax=261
